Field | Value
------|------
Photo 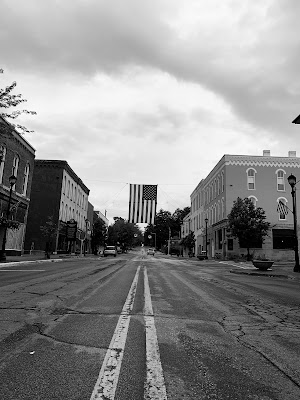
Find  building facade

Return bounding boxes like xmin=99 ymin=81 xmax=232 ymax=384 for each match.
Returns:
xmin=24 ymin=160 xmax=90 ymax=253
xmin=0 ymin=117 xmax=35 ymax=255
xmin=188 ymin=150 xmax=300 ymax=261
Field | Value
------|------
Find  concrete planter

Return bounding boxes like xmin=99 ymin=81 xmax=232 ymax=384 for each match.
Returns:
xmin=252 ymin=260 xmax=274 ymax=270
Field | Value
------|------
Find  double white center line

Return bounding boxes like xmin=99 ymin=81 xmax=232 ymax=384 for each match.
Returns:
xmin=90 ymin=266 xmax=167 ymax=399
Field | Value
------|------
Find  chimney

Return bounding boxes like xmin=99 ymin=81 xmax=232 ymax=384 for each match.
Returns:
xmin=263 ymin=150 xmax=270 ymax=156
xmin=288 ymin=151 xmax=296 ymax=157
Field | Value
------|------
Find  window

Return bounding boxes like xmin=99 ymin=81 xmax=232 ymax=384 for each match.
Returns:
xmin=67 ymin=180 xmax=70 ymax=198
xmin=71 ymin=183 xmax=73 ymax=201
xmin=65 ymin=204 xmax=68 ymax=221
xmin=12 ymin=155 xmax=20 ymax=190
xmin=248 ymin=196 xmax=258 ymax=207
xmin=0 ymin=146 xmax=6 ymax=183
xmin=60 ymin=202 xmax=64 ymax=220
xmin=221 ymin=172 xmax=224 ymax=192
xmin=63 ymin=176 xmax=66 ymax=194
xmin=276 ymin=170 xmax=285 ymax=191
xmin=247 ymin=168 xmax=256 ymax=190
xmin=273 ymin=229 xmax=294 ymax=249
xmin=22 ymin=164 xmax=30 ymax=196
xmin=277 ymin=197 xmax=288 ymax=220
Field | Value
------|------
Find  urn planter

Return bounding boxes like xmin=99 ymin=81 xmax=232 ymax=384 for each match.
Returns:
xmin=252 ymin=260 xmax=274 ymax=270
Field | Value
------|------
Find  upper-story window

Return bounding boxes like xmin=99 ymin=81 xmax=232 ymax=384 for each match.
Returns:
xmin=67 ymin=180 xmax=70 ymax=198
xmin=247 ymin=168 xmax=256 ymax=190
xmin=248 ymin=196 xmax=258 ymax=207
xmin=0 ymin=146 xmax=6 ymax=184
xmin=22 ymin=163 xmax=30 ymax=196
xmin=63 ymin=176 xmax=66 ymax=194
xmin=12 ymin=154 xmax=20 ymax=190
xmin=277 ymin=197 xmax=288 ymax=220
xmin=276 ymin=169 xmax=285 ymax=191
xmin=221 ymin=171 xmax=224 ymax=192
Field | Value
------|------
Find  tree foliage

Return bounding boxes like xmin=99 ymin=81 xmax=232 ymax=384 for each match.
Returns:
xmin=227 ymin=197 xmax=271 ymax=259
xmin=91 ymin=218 xmax=107 ymax=254
xmin=40 ymin=216 xmax=58 ymax=256
xmin=0 ymin=68 xmax=36 ymax=134
xmin=180 ymin=231 xmax=195 ymax=251
xmin=144 ymin=207 xmax=191 ymax=249
xmin=108 ymin=217 xmax=143 ymax=250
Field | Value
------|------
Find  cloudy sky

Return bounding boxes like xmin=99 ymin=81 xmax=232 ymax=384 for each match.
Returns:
xmin=1 ymin=0 xmax=300 ymax=223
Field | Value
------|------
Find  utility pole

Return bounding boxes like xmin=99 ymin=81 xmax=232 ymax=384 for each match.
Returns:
xmin=167 ymin=227 xmax=171 ymax=255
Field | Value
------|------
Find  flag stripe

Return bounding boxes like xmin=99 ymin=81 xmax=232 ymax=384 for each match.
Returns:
xmin=128 ymin=184 xmax=157 ymax=224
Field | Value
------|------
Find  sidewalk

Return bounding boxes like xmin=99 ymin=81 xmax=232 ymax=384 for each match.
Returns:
xmin=0 ymin=253 xmax=100 ymax=267
xmin=228 ymin=260 xmax=300 ymax=281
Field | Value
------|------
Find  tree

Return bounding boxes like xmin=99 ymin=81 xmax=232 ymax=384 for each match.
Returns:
xmin=227 ymin=197 xmax=271 ymax=260
xmin=180 ymin=231 xmax=195 ymax=254
xmin=144 ymin=207 xmax=191 ymax=249
xmin=91 ymin=218 xmax=107 ymax=254
xmin=40 ymin=216 xmax=58 ymax=258
xmin=108 ymin=217 xmax=142 ymax=250
xmin=0 ymin=68 xmax=36 ymax=134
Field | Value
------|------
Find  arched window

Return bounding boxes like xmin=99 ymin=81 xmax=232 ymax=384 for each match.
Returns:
xmin=63 ymin=176 xmax=66 ymax=194
xmin=221 ymin=198 xmax=225 ymax=218
xmin=67 ymin=180 xmax=70 ymax=198
xmin=248 ymin=196 xmax=258 ymax=207
xmin=221 ymin=171 xmax=224 ymax=192
xmin=277 ymin=197 xmax=288 ymax=220
xmin=60 ymin=202 xmax=64 ymax=220
xmin=71 ymin=183 xmax=73 ymax=201
xmin=0 ymin=146 xmax=6 ymax=184
xmin=22 ymin=163 xmax=30 ymax=196
xmin=12 ymin=154 xmax=20 ymax=190
xmin=247 ymin=168 xmax=256 ymax=190
xmin=276 ymin=169 xmax=285 ymax=191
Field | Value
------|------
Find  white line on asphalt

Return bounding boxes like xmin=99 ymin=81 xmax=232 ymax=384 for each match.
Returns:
xmin=90 ymin=265 xmax=141 ymax=400
xmin=0 ymin=269 xmax=46 ymax=272
xmin=144 ymin=267 xmax=168 ymax=400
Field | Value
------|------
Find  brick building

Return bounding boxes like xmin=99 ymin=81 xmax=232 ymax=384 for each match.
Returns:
xmin=0 ymin=117 xmax=35 ymax=256
xmin=24 ymin=160 xmax=90 ymax=253
xmin=186 ymin=150 xmax=300 ymax=261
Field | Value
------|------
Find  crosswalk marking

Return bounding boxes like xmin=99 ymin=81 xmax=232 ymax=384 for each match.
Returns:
xmin=144 ymin=267 xmax=167 ymax=399
xmin=90 ymin=266 xmax=140 ymax=400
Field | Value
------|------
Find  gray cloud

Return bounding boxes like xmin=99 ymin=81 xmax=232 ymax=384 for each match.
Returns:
xmin=1 ymin=0 xmax=300 ymax=140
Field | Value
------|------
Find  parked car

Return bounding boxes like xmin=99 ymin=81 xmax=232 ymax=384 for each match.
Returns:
xmin=103 ymin=246 xmax=117 ymax=257
xmin=147 ymin=248 xmax=155 ymax=256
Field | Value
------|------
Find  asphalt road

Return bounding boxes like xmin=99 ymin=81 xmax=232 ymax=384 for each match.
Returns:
xmin=0 ymin=249 xmax=300 ymax=399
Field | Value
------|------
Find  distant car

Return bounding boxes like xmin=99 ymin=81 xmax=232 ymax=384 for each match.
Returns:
xmin=147 ymin=248 xmax=155 ymax=256
xmin=103 ymin=246 xmax=117 ymax=257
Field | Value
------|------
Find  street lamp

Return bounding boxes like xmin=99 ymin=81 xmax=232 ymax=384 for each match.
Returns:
xmin=287 ymin=173 xmax=300 ymax=272
xmin=0 ymin=175 xmax=17 ymax=262
xmin=205 ymin=217 xmax=208 ymax=258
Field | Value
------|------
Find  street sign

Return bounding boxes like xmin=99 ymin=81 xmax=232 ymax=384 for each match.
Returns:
xmin=66 ymin=219 xmax=77 ymax=241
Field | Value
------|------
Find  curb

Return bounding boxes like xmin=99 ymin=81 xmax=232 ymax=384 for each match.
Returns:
xmin=229 ymin=269 xmax=297 ymax=280
xmin=0 ymin=258 xmax=63 ymax=268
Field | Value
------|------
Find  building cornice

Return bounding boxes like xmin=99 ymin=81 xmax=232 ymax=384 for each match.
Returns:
xmin=35 ymin=159 xmax=90 ymax=194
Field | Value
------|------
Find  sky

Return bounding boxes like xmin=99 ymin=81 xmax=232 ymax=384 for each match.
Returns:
xmin=1 ymin=0 xmax=300 ymax=224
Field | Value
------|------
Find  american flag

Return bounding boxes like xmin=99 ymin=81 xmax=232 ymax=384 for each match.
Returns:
xmin=128 ymin=184 xmax=157 ymax=224
xmin=276 ymin=200 xmax=289 ymax=215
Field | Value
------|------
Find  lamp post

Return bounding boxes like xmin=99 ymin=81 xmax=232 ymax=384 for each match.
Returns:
xmin=287 ymin=173 xmax=300 ymax=272
xmin=205 ymin=217 xmax=208 ymax=258
xmin=0 ymin=175 xmax=17 ymax=262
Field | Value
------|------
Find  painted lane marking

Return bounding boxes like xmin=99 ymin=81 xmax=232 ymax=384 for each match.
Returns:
xmin=90 ymin=265 xmax=140 ymax=400
xmin=0 ymin=269 xmax=46 ymax=272
xmin=144 ymin=267 xmax=167 ymax=400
